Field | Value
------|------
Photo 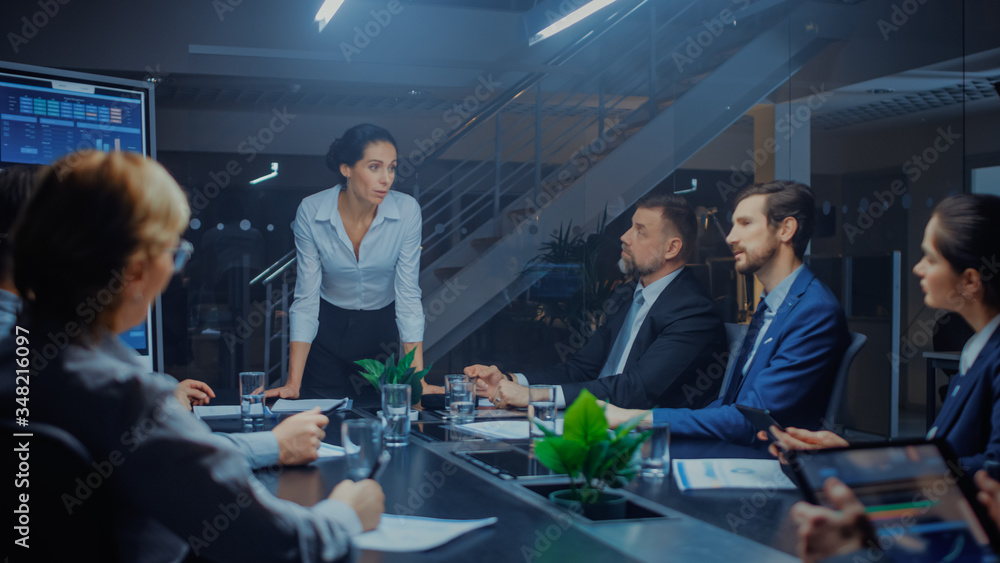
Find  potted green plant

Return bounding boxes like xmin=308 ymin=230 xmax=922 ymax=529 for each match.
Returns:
xmin=533 ymin=390 xmax=650 ymax=520
xmin=354 ymin=347 xmax=429 ymax=407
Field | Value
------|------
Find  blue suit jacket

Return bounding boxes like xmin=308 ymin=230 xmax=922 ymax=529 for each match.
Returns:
xmin=653 ymin=265 xmax=849 ymax=444
xmin=529 ymin=267 xmax=727 ymax=409
xmin=930 ymin=326 xmax=1000 ymax=473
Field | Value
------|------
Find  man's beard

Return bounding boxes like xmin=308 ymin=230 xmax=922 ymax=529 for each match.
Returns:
xmin=619 ymin=253 xmax=664 ymax=278
xmin=732 ymin=238 xmax=778 ymax=275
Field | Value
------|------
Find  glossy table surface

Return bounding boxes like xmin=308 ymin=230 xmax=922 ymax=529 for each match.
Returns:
xmin=210 ymin=393 xmax=802 ymax=562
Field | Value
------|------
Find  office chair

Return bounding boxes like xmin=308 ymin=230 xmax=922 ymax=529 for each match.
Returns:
xmin=2 ymin=418 xmax=121 ymax=561
xmin=824 ymin=331 xmax=868 ymax=429
xmin=718 ymin=322 xmax=750 ymax=398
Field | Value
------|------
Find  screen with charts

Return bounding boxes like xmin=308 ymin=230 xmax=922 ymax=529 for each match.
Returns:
xmin=0 ymin=63 xmax=154 ymax=369
xmin=797 ymin=443 xmax=1000 ymax=563
xmin=0 ymin=73 xmax=145 ymax=166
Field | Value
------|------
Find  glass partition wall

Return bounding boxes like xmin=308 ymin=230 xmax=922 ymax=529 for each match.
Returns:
xmin=124 ymin=0 xmax=994 ymax=439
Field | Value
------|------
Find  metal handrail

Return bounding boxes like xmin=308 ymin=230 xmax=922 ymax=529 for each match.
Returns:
xmin=418 ymin=0 xmax=715 ymax=258
xmin=251 ymin=249 xmax=295 ymax=285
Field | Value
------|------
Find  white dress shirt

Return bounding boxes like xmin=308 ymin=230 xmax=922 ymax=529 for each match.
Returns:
xmin=289 ymin=186 xmax=424 ymax=344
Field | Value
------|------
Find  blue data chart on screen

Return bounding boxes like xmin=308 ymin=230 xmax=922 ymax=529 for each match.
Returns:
xmin=0 ymin=77 xmax=144 ymax=165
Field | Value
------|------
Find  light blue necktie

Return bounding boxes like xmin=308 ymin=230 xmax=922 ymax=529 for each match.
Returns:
xmin=598 ymin=290 xmax=645 ymax=378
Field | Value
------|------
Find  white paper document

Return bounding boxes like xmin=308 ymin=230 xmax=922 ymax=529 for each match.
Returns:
xmin=315 ymin=443 xmax=345 ymax=459
xmin=672 ymin=458 xmax=796 ymax=491
xmin=454 ymin=420 xmax=563 ymax=440
xmin=477 ymin=398 xmax=494 ymax=408
xmin=271 ymin=398 xmax=347 ymax=413
xmin=193 ymin=405 xmax=242 ymax=419
xmin=352 ymin=515 xmax=497 ymax=552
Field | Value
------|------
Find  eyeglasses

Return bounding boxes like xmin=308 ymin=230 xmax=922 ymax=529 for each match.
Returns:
xmin=170 ymin=239 xmax=194 ymax=271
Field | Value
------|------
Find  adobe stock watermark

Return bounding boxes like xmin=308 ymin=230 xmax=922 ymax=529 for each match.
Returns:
xmin=6 ymin=0 xmax=72 ymax=54
xmin=340 ymin=0 xmax=410 ymax=63
xmin=189 ymin=106 xmax=297 ymax=216
xmin=671 ymin=0 xmax=750 ymax=72
xmin=842 ymin=126 xmax=960 ymax=243
xmin=877 ymin=0 xmax=933 ymax=41
xmin=716 ymin=85 xmax=830 ymax=202
xmin=394 ymin=73 xmax=503 ymax=182
xmin=511 ymin=118 xmax=627 ymax=231
xmin=212 ymin=0 xmax=243 ymax=22
xmin=520 ymin=504 xmax=582 ymax=562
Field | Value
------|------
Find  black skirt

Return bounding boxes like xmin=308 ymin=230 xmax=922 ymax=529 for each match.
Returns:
xmin=302 ymin=299 xmax=398 ymax=403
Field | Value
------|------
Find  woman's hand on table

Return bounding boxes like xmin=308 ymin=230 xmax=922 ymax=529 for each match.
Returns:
xmin=757 ymin=426 xmax=849 ymax=464
xmin=790 ymin=477 xmax=877 ymax=563
xmin=174 ymin=379 xmax=216 ymax=411
xmin=330 ymin=479 xmax=385 ymax=532
xmin=264 ymin=383 xmax=300 ymax=400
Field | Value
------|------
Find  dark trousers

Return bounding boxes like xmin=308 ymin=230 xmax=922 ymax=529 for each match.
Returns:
xmin=302 ymin=300 xmax=397 ymax=403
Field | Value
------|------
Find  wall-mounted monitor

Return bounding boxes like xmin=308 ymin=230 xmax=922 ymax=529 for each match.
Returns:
xmin=0 ymin=61 xmax=159 ymax=373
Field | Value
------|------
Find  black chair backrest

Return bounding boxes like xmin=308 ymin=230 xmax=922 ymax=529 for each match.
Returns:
xmin=3 ymin=419 xmax=121 ymax=561
xmin=719 ymin=322 xmax=750 ymax=398
xmin=824 ymin=331 xmax=868 ymax=428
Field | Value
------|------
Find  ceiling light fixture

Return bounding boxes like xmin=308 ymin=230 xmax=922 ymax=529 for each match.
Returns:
xmin=524 ymin=0 xmax=623 ymax=47
xmin=315 ymin=0 xmax=346 ymax=32
xmin=250 ymin=162 xmax=279 ymax=185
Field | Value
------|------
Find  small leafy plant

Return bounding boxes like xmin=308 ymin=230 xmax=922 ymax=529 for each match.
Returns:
xmin=533 ymin=390 xmax=650 ymax=504
xmin=354 ymin=347 xmax=429 ymax=406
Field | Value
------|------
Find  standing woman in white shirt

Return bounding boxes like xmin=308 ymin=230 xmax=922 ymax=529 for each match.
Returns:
xmin=266 ymin=124 xmax=426 ymax=401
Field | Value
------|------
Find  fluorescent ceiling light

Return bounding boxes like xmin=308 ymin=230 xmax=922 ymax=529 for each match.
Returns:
xmin=529 ymin=0 xmax=619 ymax=46
xmin=250 ymin=162 xmax=279 ymax=185
xmin=315 ymin=0 xmax=346 ymax=32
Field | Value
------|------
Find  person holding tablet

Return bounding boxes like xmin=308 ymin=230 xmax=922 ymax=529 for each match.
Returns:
xmin=3 ymin=151 xmax=383 ymax=560
xmin=266 ymin=123 xmax=429 ymax=401
xmin=764 ymin=194 xmax=1000 ymax=474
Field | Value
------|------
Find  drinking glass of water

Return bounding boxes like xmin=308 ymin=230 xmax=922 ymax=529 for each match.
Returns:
xmin=528 ymin=385 xmax=557 ymax=437
xmin=443 ymin=374 xmax=466 ymax=417
xmin=381 ymin=384 xmax=411 ymax=446
xmin=342 ymin=419 xmax=383 ymax=480
xmin=449 ymin=381 xmax=475 ymax=424
xmin=640 ymin=421 xmax=670 ymax=479
xmin=239 ymin=371 xmax=265 ymax=432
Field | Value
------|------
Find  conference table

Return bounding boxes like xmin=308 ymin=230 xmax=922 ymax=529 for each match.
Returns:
xmin=209 ymin=393 xmax=803 ymax=563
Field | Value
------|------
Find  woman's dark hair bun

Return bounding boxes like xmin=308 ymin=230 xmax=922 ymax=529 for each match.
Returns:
xmin=325 ymin=124 xmax=397 ymax=186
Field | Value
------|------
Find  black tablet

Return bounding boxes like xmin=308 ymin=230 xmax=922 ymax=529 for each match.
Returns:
xmin=792 ymin=439 xmax=1000 ymax=559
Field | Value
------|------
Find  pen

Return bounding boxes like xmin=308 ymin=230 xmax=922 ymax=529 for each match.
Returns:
xmin=367 ymin=451 xmax=391 ymax=480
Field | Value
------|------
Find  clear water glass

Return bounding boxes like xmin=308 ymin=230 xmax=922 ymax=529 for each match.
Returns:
xmin=381 ymin=384 xmax=411 ymax=446
xmin=640 ymin=421 xmax=670 ymax=478
xmin=528 ymin=385 xmax=557 ymax=437
xmin=342 ymin=419 xmax=383 ymax=480
xmin=239 ymin=371 xmax=265 ymax=432
xmin=443 ymin=374 xmax=466 ymax=416
xmin=449 ymin=381 xmax=475 ymax=424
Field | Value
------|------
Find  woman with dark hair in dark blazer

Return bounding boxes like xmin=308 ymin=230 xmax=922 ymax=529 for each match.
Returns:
xmin=266 ymin=123 xmax=432 ymax=402
xmin=770 ymin=193 xmax=1000 ymax=562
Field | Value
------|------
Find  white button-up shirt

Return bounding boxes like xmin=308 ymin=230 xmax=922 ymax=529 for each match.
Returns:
xmin=289 ymin=186 xmax=424 ymax=344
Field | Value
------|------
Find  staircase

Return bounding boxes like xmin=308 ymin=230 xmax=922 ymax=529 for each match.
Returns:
xmin=417 ymin=0 xmax=853 ymax=361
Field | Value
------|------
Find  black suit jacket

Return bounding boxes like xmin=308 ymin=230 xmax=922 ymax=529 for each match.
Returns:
xmin=528 ymin=267 xmax=726 ymax=409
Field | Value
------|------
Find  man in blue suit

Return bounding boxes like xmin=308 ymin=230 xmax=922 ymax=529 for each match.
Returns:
xmin=605 ymin=181 xmax=849 ymax=445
